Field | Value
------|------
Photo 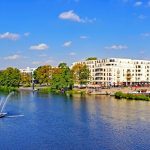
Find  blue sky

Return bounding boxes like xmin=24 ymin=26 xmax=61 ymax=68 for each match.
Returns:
xmin=0 ymin=0 xmax=150 ymax=69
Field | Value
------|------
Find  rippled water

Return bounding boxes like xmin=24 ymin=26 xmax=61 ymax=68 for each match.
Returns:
xmin=0 ymin=91 xmax=150 ymax=150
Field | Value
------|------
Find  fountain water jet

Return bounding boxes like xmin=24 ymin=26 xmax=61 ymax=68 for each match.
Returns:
xmin=0 ymin=92 xmax=14 ymax=118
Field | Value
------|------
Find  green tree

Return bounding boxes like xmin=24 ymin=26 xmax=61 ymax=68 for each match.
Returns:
xmin=58 ymin=62 xmax=67 ymax=69
xmin=86 ymin=57 xmax=97 ymax=60
xmin=50 ymin=64 xmax=74 ymax=91
xmin=34 ymin=65 xmax=52 ymax=85
xmin=0 ymin=67 xmax=21 ymax=87
xmin=72 ymin=64 xmax=90 ymax=85
xmin=20 ymin=72 xmax=32 ymax=87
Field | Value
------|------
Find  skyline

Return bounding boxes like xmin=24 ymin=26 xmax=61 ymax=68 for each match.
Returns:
xmin=0 ymin=0 xmax=150 ymax=69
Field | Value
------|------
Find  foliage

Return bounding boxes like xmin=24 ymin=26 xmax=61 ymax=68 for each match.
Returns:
xmin=86 ymin=57 xmax=97 ymax=60
xmin=0 ymin=67 xmax=21 ymax=87
xmin=58 ymin=63 xmax=67 ymax=69
xmin=50 ymin=64 xmax=74 ymax=91
xmin=66 ymin=89 xmax=86 ymax=95
xmin=38 ymin=87 xmax=52 ymax=93
xmin=20 ymin=72 xmax=32 ymax=87
xmin=115 ymin=92 xmax=150 ymax=101
xmin=0 ymin=86 xmax=18 ymax=93
xmin=34 ymin=65 xmax=52 ymax=85
xmin=71 ymin=64 xmax=90 ymax=85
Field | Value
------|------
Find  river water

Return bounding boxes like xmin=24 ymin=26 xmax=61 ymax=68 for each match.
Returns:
xmin=0 ymin=91 xmax=150 ymax=150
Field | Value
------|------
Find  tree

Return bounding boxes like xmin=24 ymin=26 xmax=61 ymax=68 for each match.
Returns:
xmin=71 ymin=64 xmax=90 ymax=85
xmin=86 ymin=57 xmax=97 ymax=60
xmin=34 ymin=65 xmax=52 ymax=85
xmin=20 ymin=72 xmax=32 ymax=87
xmin=50 ymin=64 xmax=74 ymax=91
xmin=0 ymin=67 xmax=21 ymax=87
xmin=58 ymin=62 xmax=67 ymax=69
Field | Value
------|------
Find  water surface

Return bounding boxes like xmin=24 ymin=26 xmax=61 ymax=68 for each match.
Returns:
xmin=0 ymin=91 xmax=150 ymax=150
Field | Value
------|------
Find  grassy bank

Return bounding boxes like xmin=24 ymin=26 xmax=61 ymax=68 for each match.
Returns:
xmin=66 ymin=90 xmax=86 ymax=96
xmin=115 ymin=91 xmax=150 ymax=101
xmin=0 ymin=86 xmax=18 ymax=93
xmin=38 ymin=88 xmax=62 ymax=94
xmin=38 ymin=87 xmax=86 ymax=95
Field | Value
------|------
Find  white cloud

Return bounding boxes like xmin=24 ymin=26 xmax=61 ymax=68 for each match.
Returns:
xmin=59 ymin=10 xmax=96 ymax=23
xmin=24 ymin=32 xmax=30 ymax=37
xmin=134 ymin=1 xmax=143 ymax=7
xmin=63 ymin=41 xmax=72 ymax=47
xmin=32 ymin=61 xmax=41 ymax=65
xmin=30 ymin=43 xmax=49 ymax=50
xmin=44 ymin=59 xmax=53 ymax=64
xmin=4 ymin=54 xmax=21 ymax=60
xmin=32 ymin=59 xmax=53 ymax=66
xmin=105 ymin=44 xmax=128 ymax=50
xmin=69 ymin=52 xmax=76 ymax=56
xmin=59 ymin=10 xmax=83 ymax=22
xmin=141 ymin=32 xmax=150 ymax=37
xmin=80 ymin=35 xmax=88 ymax=39
xmin=0 ymin=32 xmax=20 ymax=40
xmin=84 ymin=17 xmax=96 ymax=23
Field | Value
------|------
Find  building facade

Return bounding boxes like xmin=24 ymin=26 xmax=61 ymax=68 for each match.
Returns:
xmin=72 ymin=58 xmax=150 ymax=86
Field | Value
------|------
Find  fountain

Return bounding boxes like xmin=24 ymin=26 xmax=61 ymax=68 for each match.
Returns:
xmin=0 ymin=92 xmax=14 ymax=118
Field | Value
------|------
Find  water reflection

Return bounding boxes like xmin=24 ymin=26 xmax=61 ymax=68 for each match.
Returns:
xmin=0 ymin=92 xmax=150 ymax=150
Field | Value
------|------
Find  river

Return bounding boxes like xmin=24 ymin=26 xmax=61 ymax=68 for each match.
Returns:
xmin=0 ymin=91 xmax=150 ymax=150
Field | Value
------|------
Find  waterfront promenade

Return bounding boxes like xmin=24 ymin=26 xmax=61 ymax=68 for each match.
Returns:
xmin=87 ymin=86 xmax=150 ymax=95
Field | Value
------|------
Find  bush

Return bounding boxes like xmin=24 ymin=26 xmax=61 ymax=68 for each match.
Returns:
xmin=115 ymin=92 xmax=150 ymax=101
xmin=66 ymin=90 xmax=86 ymax=96
xmin=38 ymin=88 xmax=51 ymax=94
xmin=115 ymin=91 xmax=125 ymax=99
xmin=0 ymin=86 xmax=18 ymax=93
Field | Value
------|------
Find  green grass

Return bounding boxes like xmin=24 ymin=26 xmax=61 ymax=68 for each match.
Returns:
xmin=0 ymin=86 xmax=18 ymax=93
xmin=38 ymin=88 xmax=52 ymax=93
xmin=38 ymin=88 xmax=86 ymax=96
xmin=115 ymin=91 xmax=150 ymax=101
xmin=66 ymin=90 xmax=86 ymax=95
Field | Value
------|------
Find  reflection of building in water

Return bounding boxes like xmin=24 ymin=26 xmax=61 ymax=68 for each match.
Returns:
xmin=96 ymin=96 xmax=150 ymax=125
xmin=72 ymin=58 xmax=150 ymax=87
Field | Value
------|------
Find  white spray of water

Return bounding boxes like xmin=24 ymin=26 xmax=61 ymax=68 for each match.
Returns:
xmin=0 ymin=98 xmax=4 ymax=108
xmin=7 ymin=115 xmax=24 ymax=118
xmin=0 ymin=92 xmax=14 ymax=113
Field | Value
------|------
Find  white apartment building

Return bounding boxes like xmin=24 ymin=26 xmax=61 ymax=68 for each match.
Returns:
xmin=20 ymin=67 xmax=37 ymax=74
xmin=72 ymin=58 xmax=150 ymax=86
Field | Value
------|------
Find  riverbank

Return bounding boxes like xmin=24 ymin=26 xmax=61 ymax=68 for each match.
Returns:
xmin=88 ymin=87 xmax=150 ymax=95
xmin=0 ymin=86 xmax=18 ymax=93
xmin=19 ymin=86 xmax=150 ymax=94
xmin=115 ymin=91 xmax=150 ymax=101
xmin=18 ymin=86 xmax=150 ymax=101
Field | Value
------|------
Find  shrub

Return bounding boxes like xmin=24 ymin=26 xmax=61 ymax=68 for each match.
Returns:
xmin=115 ymin=91 xmax=150 ymax=101
xmin=0 ymin=86 xmax=18 ymax=93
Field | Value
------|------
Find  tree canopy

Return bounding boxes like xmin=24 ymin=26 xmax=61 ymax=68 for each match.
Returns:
xmin=50 ymin=63 xmax=73 ymax=91
xmin=34 ymin=65 xmax=52 ymax=85
xmin=58 ymin=62 xmax=68 ymax=69
xmin=86 ymin=57 xmax=97 ymax=60
xmin=71 ymin=64 xmax=90 ymax=85
xmin=20 ymin=72 xmax=32 ymax=87
xmin=0 ymin=67 xmax=21 ymax=87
